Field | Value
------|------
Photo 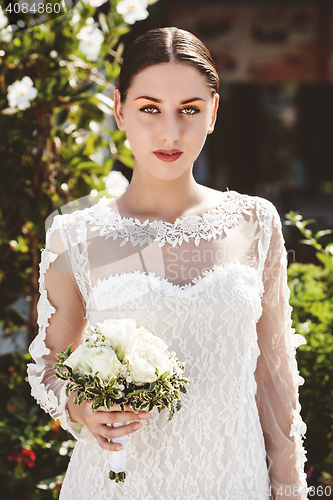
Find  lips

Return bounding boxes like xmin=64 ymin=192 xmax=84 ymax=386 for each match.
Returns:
xmin=153 ymin=150 xmax=183 ymax=162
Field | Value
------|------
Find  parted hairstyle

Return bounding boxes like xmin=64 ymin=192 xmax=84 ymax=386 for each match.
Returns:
xmin=116 ymin=27 xmax=220 ymax=102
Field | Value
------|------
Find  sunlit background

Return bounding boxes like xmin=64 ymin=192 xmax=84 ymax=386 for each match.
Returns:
xmin=115 ymin=0 xmax=333 ymax=246
xmin=1 ymin=1 xmax=333 ymax=497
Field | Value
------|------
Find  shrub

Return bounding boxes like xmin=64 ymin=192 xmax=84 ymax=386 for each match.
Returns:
xmin=0 ymin=352 xmax=74 ymax=499
xmin=286 ymin=211 xmax=333 ymax=497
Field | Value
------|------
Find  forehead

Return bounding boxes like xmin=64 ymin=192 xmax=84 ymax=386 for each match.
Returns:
xmin=127 ymin=62 xmax=211 ymax=100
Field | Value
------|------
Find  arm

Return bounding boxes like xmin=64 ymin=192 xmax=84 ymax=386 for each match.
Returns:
xmin=255 ymin=212 xmax=308 ymax=500
xmin=27 ymin=215 xmax=150 ymax=446
xmin=27 ymin=216 xmax=87 ymax=439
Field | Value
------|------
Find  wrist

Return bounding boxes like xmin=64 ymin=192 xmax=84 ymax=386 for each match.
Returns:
xmin=66 ymin=392 xmax=81 ymax=423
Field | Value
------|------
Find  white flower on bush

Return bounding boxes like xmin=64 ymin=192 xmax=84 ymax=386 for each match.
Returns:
xmin=7 ymin=76 xmax=38 ymax=110
xmin=0 ymin=26 xmax=12 ymax=43
xmin=65 ymin=342 xmax=122 ymax=381
xmin=76 ymin=25 xmax=104 ymax=61
xmin=116 ymin=0 xmax=149 ymax=25
xmin=102 ymin=170 xmax=129 ymax=197
xmin=81 ymin=0 xmax=108 ymax=6
xmin=70 ymin=8 xmax=81 ymax=26
xmin=125 ymin=340 xmax=174 ymax=383
xmin=0 ymin=5 xmax=8 ymax=30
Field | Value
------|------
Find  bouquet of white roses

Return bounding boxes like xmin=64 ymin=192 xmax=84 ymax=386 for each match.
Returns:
xmin=53 ymin=318 xmax=190 ymax=482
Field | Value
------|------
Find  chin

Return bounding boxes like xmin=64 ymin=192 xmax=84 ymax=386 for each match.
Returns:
xmin=149 ymin=172 xmax=186 ymax=182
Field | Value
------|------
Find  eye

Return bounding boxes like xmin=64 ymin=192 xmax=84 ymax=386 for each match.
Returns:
xmin=180 ymin=106 xmax=201 ymax=116
xmin=139 ymin=105 xmax=160 ymax=115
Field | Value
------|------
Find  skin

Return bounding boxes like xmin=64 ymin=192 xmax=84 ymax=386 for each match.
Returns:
xmin=66 ymin=61 xmax=221 ymax=451
xmin=113 ymin=61 xmax=221 ymax=222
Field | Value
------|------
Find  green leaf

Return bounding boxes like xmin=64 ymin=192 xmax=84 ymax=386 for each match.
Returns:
xmin=55 ymin=108 xmax=69 ymax=126
xmin=86 ymin=388 xmax=102 ymax=397
xmin=76 ymin=393 xmax=86 ymax=405
xmin=130 ymin=402 xmax=137 ymax=412
xmin=315 ymin=230 xmax=333 ymax=239
xmin=160 ymin=371 xmax=170 ymax=381
xmin=98 ymin=13 xmax=110 ymax=34
xmin=104 ymin=398 xmax=112 ymax=410
xmin=299 ymin=239 xmax=317 ymax=246
xmin=116 ymin=153 xmax=134 ymax=168
xmin=148 ymin=400 xmax=154 ymax=412
xmin=315 ymin=252 xmax=333 ymax=269
xmin=91 ymin=398 xmax=104 ymax=411
xmin=147 ymin=382 xmax=156 ymax=392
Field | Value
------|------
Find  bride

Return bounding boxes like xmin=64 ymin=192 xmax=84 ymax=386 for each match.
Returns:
xmin=28 ymin=27 xmax=308 ymax=500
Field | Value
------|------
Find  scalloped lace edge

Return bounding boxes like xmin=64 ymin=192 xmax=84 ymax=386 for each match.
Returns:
xmin=255 ymin=197 xmax=308 ymax=497
xmin=87 ymin=262 xmax=261 ymax=305
xmin=27 ymin=247 xmax=82 ymax=440
xmin=85 ymin=191 xmax=257 ymax=248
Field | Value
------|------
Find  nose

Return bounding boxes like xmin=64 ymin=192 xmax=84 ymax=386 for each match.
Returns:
xmin=159 ymin=112 xmax=180 ymax=145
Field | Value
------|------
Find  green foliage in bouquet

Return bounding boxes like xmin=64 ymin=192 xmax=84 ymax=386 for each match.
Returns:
xmin=285 ymin=211 xmax=333 ymax=494
xmin=0 ymin=352 xmax=74 ymax=499
xmin=53 ymin=343 xmax=190 ymax=421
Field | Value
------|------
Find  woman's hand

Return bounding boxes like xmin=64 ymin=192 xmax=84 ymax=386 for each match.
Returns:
xmin=66 ymin=393 xmax=150 ymax=451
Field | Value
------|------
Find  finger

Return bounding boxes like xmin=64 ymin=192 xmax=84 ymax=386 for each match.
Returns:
xmin=99 ymin=403 xmax=148 ymax=415
xmin=100 ymin=421 xmax=144 ymax=441
xmin=95 ymin=434 xmax=124 ymax=452
xmin=96 ymin=403 xmax=132 ymax=412
xmin=94 ymin=410 xmax=150 ymax=425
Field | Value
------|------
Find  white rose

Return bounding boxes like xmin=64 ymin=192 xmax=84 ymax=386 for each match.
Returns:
xmin=134 ymin=327 xmax=169 ymax=353
xmin=64 ymin=343 xmax=92 ymax=375
xmin=96 ymin=318 xmax=138 ymax=353
xmin=125 ymin=343 xmax=174 ymax=384
xmin=84 ymin=345 xmax=121 ymax=381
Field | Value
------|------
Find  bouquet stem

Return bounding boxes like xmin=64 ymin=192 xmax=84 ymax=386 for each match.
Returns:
xmin=109 ymin=421 xmax=127 ymax=482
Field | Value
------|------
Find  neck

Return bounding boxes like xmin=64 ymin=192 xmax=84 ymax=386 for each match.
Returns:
xmin=117 ymin=164 xmax=207 ymax=220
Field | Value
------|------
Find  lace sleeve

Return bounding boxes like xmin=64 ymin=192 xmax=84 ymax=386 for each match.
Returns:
xmin=27 ymin=215 xmax=87 ymax=439
xmin=255 ymin=204 xmax=309 ymax=500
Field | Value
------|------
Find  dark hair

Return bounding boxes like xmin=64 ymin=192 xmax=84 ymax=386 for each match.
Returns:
xmin=116 ymin=27 xmax=220 ymax=102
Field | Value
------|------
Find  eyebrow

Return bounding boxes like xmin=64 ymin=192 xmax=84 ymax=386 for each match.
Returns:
xmin=134 ymin=96 xmax=205 ymax=104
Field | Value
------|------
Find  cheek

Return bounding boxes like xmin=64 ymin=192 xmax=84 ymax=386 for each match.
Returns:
xmin=126 ymin=121 xmax=152 ymax=145
xmin=127 ymin=112 xmax=156 ymax=135
xmin=183 ymin=114 xmax=211 ymax=139
xmin=125 ymin=124 xmax=154 ymax=157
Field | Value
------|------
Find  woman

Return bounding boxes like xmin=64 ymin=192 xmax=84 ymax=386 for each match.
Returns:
xmin=27 ymin=27 xmax=308 ymax=499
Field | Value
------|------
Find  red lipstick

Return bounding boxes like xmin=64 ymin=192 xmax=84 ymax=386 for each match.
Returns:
xmin=153 ymin=149 xmax=183 ymax=162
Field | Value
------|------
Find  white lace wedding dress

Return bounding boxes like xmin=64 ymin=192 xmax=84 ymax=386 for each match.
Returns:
xmin=27 ymin=189 xmax=308 ymax=500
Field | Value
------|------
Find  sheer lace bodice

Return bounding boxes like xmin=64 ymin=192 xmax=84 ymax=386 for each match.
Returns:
xmin=27 ymin=190 xmax=308 ymax=499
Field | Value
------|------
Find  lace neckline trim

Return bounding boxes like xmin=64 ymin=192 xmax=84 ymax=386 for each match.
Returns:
xmin=88 ymin=262 xmax=259 ymax=297
xmin=85 ymin=190 xmax=255 ymax=247
xmin=103 ymin=189 xmax=235 ymax=226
